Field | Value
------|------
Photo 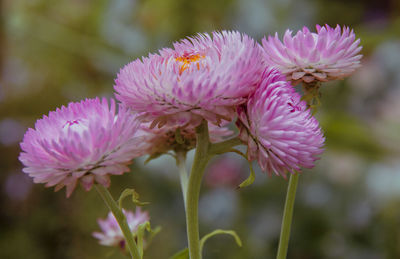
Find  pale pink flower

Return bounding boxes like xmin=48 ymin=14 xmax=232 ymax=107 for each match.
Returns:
xmin=138 ymin=122 xmax=233 ymax=156
xmin=262 ymin=24 xmax=362 ymax=84
xmin=237 ymin=68 xmax=325 ymax=177
xmin=93 ymin=208 xmax=149 ymax=248
xmin=205 ymin=157 xmax=243 ymax=188
xmin=19 ymin=98 xmax=144 ymax=197
xmin=114 ymin=31 xmax=264 ymax=128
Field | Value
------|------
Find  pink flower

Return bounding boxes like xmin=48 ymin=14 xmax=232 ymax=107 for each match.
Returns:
xmin=138 ymin=122 xmax=233 ymax=156
xmin=93 ymin=208 xmax=149 ymax=248
xmin=19 ymin=98 xmax=144 ymax=197
xmin=114 ymin=31 xmax=264 ymax=128
xmin=237 ymin=68 xmax=325 ymax=177
xmin=262 ymin=24 xmax=362 ymax=84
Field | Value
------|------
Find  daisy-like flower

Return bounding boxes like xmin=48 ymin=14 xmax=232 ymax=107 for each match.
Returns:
xmin=237 ymin=68 xmax=325 ymax=177
xmin=114 ymin=30 xmax=264 ymax=128
xmin=93 ymin=208 xmax=149 ymax=248
xmin=19 ymin=98 xmax=145 ymax=197
xmin=262 ymin=24 xmax=362 ymax=84
xmin=138 ymin=122 xmax=233 ymax=157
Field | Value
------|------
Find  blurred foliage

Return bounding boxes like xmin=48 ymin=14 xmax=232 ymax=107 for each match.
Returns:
xmin=1 ymin=0 xmax=400 ymax=258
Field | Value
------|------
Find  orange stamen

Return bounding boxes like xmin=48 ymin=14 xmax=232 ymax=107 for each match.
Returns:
xmin=175 ymin=54 xmax=204 ymax=74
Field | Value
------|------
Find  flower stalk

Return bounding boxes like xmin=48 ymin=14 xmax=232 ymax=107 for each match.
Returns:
xmin=276 ymin=172 xmax=300 ymax=259
xmin=185 ymin=120 xmax=211 ymax=259
xmin=95 ymin=184 xmax=141 ymax=259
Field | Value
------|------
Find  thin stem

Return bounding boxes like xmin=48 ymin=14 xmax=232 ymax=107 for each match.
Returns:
xmin=176 ymin=150 xmax=188 ymax=207
xmin=276 ymin=172 xmax=300 ymax=259
xmin=209 ymin=137 xmax=243 ymax=155
xmin=95 ymin=185 xmax=141 ymax=259
xmin=186 ymin=120 xmax=211 ymax=259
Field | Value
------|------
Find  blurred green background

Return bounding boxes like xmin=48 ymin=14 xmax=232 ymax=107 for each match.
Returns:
xmin=1 ymin=0 xmax=400 ymax=258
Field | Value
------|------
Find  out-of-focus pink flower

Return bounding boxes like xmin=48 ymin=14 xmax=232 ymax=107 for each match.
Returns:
xmin=93 ymin=208 xmax=149 ymax=248
xmin=137 ymin=121 xmax=233 ymax=156
xmin=262 ymin=24 xmax=362 ymax=84
xmin=237 ymin=68 xmax=325 ymax=177
xmin=205 ymin=157 xmax=243 ymax=188
xmin=19 ymin=98 xmax=145 ymax=197
xmin=114 ymin=31 xmax=264 ymax=128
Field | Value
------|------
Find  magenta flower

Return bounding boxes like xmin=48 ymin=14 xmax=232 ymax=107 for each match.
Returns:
xmin=138 ymin=122 xmax=233 ymax=156
xmin=19 ymin=98 xmax=145 ymax=197
xmin=114 ymin=31 xmax=264 ymax=128
xmin=262 ymin=24 xmax=362 ymax=84
xmin=237 ymin=68 xmax=325 ymax=177
xmin=93 ymin=208 xmax=149 ymax=248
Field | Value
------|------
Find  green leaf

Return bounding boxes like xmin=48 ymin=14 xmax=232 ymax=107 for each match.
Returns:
xmin=169 ymin=248 xmax=189 ymax=259
xmin=200 ymin=229 xmax=242 ymax=252
xmin=144 ymin=153 xmax=163 ymax=165
xmin=118 ymin=188 xmax=149 ymax=209
xmin=228 ymin=148 xmax=256 ymax=189
xmin=136 ymin=222 xmax=162 ymax=258
xmin=238 ymin=162 xmax=255 ymax=189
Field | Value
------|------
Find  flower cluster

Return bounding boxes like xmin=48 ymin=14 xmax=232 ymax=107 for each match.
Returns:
xmin=93 ymin=208 xmax=149 ymax=248
xmin=19 ymin=26 xmax=361 ymax=195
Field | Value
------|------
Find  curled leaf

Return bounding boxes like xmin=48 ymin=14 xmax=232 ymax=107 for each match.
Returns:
xmin=200 ymin=229 xmax=242 ymax=252
xmin=136 ymin=221 xmax=162 ymax=258
xmin=144 ymin=153 xmax=163 ymax=165
xmin=118 ymin=188 xmax=149 ymax=209
xmin=228 ymin=149 xmax=256 ymax=189
xmin=238 ymin=162 xmax=255 ymax=189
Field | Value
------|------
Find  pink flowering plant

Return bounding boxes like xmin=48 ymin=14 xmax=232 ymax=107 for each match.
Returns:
xmin=19 ymin=26 xmax=361 ymax=259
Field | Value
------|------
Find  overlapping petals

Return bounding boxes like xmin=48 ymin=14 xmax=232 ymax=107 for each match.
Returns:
xmin=114 ymin=30 xmax=264 ymax=128
xmin=262 ymin=24 xmax=362 ymax=84
xmin=19 ymin=98 xmax=145 ymax=197
xmin=237 ymin=68 xmax=325 ymax=177
xmin=93 ymin=208 xmax=149 ymax=248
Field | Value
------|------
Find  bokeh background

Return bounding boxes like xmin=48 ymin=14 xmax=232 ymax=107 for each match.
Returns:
xmin=1 ymin=0 xmax=400 ymax=258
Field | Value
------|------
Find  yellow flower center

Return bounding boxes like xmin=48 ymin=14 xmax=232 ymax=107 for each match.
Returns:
xmin=175 ymin=53 xmax=205 ymax=75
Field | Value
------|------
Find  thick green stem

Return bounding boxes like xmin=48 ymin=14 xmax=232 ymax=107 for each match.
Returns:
xmin=186 ymin=120 xmax=211 ymax=259
xmin=276 ymin=172 xmax=300 ymax=259
xmin=95 ymin=185 xmax=141 ymax=259
xmin=176 ymin=151 xmax=188 ymax=207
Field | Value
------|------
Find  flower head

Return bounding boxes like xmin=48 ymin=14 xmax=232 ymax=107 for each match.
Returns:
xmin=19 ymin=98 xmax=144 ymax=197
xmin=237 ymin=68 xmax=325 ymax=177
xmin=262 ymin=24 xmax=362 ymax=84
xmin=114 ymin=31 xmax=264 ymax=128
xmin=93 ymin=208 xmax=149 ymax=248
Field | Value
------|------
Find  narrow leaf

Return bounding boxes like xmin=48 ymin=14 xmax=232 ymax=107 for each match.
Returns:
xmin=144 ymin=153 xmax=162 ymax=165
xmin=200 ymin=229 xmax=242 ymax=252
xmin=238 ymin=162 xmax=255 ymax=189
xmin=169 ymin=248 xmax=189 ymax=259
xmin=118 ymin=188 xmax=149 ymax=209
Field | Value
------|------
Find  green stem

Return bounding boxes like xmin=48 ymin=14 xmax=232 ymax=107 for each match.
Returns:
xmin=209 ymin=137 xmax=242 ymax=155
xmin=276 ymin=172 xmax=300 ymax=259
xmin=186 ymin=120 xmax=211 ymax=259
xmin=95 ymin=185 xmax=141 ymax=259
xmin=176 ymin=150 xmax=188 ymax=207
